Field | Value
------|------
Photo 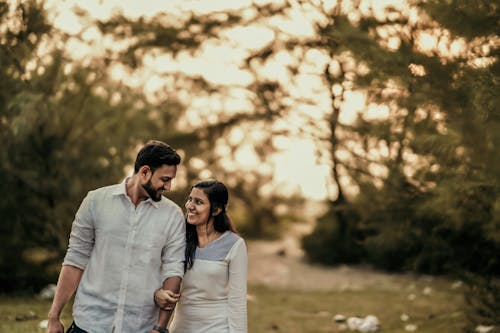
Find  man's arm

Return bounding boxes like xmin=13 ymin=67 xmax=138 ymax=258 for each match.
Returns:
xmin=153 ymin=208 xmax=186 ymax=332
xmin=152 ymin=276 xmax=182 ymax=332
xmin=47 ymin=192 xmax=95 ymax=333
xmin=47 ymin=265 xmax=84 ymax=333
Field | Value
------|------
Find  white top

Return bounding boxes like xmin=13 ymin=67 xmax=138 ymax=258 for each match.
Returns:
xmin=63 ymin=180 xmax=186 ymax=333
xmin=170 ymin=231 xmax=247 ymax=333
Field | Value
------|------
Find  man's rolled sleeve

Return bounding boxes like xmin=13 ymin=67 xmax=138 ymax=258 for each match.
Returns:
xmin=161 ymin=209 xmax=186 ymax=281
xmin=63 ymin=192 xmax=95 ymax=270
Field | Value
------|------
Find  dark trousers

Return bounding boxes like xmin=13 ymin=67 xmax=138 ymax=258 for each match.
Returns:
xmin=66 ymin=322 xmax=88 ymax=333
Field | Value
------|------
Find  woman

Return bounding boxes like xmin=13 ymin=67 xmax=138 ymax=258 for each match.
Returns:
xmin=155 ymin=179 xmax=247 ymax=333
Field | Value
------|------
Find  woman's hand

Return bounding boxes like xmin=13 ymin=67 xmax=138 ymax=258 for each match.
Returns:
xmin=154 ymin=288 xmax=180 ymax=311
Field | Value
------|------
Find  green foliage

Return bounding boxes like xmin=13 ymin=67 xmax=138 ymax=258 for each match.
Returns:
xmin=1 ymin=0 xmax=301 ymax=292
xmin=300 ymin=0 xmax=500 ymax=276
xmin=98 ymin=8 xmax=294 ymax=241
xmin=423 ymin=0 xmax=499 ymax=39
xmin=462 ymin=273 xmax=500 ymax=332
xmin=302 ymin=202 xmax=363 ymax=265
xmin=0 ymin=1 xmax=184 ymax=291
xmin=300 ymin=2 xmax=500 ymax=327
xmin=352 ymin=174 xmax=423 ymax=272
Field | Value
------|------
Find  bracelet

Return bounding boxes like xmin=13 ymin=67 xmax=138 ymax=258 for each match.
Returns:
xmin=153 ymin=325 xmax=169 ymax=333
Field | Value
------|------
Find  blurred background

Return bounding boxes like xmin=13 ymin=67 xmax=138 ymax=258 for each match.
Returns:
xmin=0 ymin=0 xmax=499 ymax=332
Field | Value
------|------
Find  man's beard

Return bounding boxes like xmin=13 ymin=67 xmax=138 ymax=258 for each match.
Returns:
xmin=142 ymin=180 xmax=163 ymax=202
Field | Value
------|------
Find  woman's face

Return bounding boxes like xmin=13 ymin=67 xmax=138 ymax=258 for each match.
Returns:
xmin=185 ymin=187 xmax=212 ymax=226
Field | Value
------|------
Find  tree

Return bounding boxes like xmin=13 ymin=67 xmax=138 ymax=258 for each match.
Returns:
xmin=0 ymin=0 xmax=303 ymax=291
xmin=0 ymin=0 xmax=187 ymax=291
xmin=278 ymin=0 xmax=499 ymax=327
xmin=90 ymin=4 xmax=303 ymax=238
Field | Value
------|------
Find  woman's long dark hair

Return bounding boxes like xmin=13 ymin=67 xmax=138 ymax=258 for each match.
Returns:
xmin=185 ymin=179 xmax=236 ymax=271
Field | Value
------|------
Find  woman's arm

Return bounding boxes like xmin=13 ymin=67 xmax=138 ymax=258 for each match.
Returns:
xmin=227 ymin=239 xmax=248 ymax=333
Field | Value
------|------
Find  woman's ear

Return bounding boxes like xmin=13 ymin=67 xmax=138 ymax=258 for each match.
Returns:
xmin=212 ymin=207 xmax=222 ymax=216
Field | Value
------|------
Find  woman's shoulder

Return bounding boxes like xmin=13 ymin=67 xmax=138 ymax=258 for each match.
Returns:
xmin=225 ymin=232 xmax=246 ymax=253
xmin=226 ymin=231 xmax=243 ymax=241
xmin=195 ymin=231 xmax=242 ymax=261
xmin=216 ymin=231 xmax=241 ymax=249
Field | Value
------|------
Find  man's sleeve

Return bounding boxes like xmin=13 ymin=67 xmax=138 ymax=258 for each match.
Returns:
xmin=161 ymin=208 xmax=186 ymax=281
xmin=63 ymin=192 xmax=95 ymax=270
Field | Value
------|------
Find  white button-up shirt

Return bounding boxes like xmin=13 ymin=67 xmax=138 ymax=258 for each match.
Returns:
xmin=63 ymin=180 xmax=186 ymax=333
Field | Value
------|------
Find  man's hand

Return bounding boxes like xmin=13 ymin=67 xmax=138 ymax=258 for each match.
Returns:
xmin=154 ymin=289 xmax=180 ymax=311
xmin=46 ymin=317 xmax=65 ymax=333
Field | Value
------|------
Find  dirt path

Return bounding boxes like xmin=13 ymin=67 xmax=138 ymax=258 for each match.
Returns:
xmin=246 ymin=222 xmax=425 ymax=291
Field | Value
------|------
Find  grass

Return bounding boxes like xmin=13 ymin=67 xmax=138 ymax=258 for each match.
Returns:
xmin=0 ymin=280 xmax=466 ymax=333
xmin=248 ymin=281 xmax=465 ymax=333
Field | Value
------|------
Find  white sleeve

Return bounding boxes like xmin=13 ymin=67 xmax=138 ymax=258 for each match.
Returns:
xmin=227 ymin=238 xmax=248 ymax=333
xmin=63 ymin=191 xmax=95 ymax=269
xmin=161 ymin=208 xmax=186 ymax=281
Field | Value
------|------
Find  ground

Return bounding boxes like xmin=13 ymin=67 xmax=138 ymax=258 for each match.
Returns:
xmin=247 ymin=221 xmax=431 ymax=291
xmin=243 ymin=222 xmax=467 ymax=333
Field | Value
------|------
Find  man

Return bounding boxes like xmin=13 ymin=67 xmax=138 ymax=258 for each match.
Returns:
xmin=47 ymin=140 xmax=185 ymax=333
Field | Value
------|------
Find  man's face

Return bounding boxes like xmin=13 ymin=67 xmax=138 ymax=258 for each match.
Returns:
xmin=141 ymin=164 xmax=177 ymax=202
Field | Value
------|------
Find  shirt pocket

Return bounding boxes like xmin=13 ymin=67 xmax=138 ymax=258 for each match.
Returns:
xmin=134 ymin=232 xmax=165 ymax=266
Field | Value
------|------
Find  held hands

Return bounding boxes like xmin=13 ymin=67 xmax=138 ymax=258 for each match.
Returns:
xmin=154 ymin=288 xmax=180 ymax=311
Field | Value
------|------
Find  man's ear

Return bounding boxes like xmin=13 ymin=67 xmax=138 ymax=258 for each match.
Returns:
xmin=140 ymin=166 xmax=150 ymax=178
xmin=212 ymin=207 xmax=222 ymax=216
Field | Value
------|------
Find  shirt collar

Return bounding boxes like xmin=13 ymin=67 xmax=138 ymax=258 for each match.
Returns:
xmin=112 ymin=178 xmax=161 ymax=208
xmin=148 ymin=197 xmax=161 ymax=208
xmin=112 ymin=178 xmax=128 ymax=196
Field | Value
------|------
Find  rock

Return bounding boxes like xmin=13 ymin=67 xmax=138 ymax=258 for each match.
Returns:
xmin=347 ymin=317 xmax=363 ymax=331
xmin=39 ymin=320 xmax=48 ymax=329
xmin=475 ymin=325 xmax=494 ymax=333
xmin=338 ymin=323 xmax=348 ymax=331
xmin=38 ymin=284 xmax=57 ymax=300
xmin=359 ymin=315 xmax=380 ymax=332
xmin=346 ymin=315 xmax=380 ymax=332
xmin=334 ymin=314 xmax=347 ymax=323
xmin=404 ymin=324 xmax=418 ymax=332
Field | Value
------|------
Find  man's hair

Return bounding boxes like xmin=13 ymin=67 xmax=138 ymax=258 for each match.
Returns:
xmin=134 ymin=140 xmax=181 ymax=173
